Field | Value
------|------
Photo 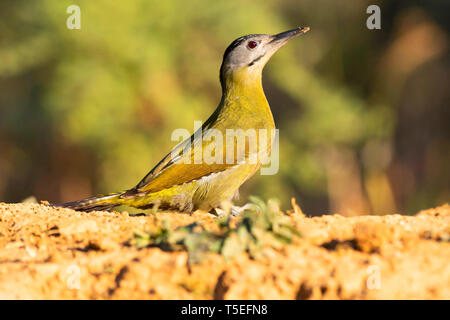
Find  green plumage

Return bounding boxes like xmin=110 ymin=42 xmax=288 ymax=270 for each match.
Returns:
xmin=56 ymin=27 xmax=309 ymax=213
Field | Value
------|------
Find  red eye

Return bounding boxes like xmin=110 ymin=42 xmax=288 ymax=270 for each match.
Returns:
xmin=248 ymin=41 xmax=257 ymax=49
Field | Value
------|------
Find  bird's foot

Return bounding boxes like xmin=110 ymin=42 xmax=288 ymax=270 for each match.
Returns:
xmin=230 ymin=203 xmax=260 ymax=216
xmin=210 ymin=202 xmax=259 ymax=217
xmin=211 ymin=207 xmax=227 ymax=217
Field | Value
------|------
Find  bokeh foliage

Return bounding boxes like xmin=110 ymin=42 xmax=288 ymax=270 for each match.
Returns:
xmin=0 ymin=0 xmax=448 ymax=214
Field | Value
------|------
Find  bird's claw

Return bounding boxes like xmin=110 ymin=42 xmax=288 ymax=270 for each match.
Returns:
xmin=230 ymin=203 xmax=259 ymax=216
xmin=211 ymin=203 xmax=259 ymax=217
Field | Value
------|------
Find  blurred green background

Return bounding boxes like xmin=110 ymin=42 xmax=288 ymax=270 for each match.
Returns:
xmin=0 ymin=0 xmax=448 ymax=215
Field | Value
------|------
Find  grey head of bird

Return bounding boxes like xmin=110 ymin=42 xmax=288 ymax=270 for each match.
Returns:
xmin=219 ymin=27 xmax=310 ymax=88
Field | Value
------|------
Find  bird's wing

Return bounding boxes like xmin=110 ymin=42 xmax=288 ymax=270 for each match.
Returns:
xmin=129 ymin=116 xmax=239 ymax=195
xmin=134 ymin=136 xmax=233 ymax=194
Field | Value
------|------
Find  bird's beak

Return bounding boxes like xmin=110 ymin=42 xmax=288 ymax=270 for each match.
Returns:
xmin=268 ymin=27 xmax=310 ymax=48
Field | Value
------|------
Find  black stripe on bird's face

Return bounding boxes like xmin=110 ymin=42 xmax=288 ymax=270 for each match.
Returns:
xmin=248 ymin=53 xmax=264 ymax=66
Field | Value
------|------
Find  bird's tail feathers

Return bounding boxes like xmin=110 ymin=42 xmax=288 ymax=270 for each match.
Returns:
xmin=54 ymin=192 xmax=124 ymax=212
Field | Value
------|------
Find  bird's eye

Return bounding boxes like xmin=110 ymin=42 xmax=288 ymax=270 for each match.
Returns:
xmin=247 ymin=41 xmax=258 ymax=49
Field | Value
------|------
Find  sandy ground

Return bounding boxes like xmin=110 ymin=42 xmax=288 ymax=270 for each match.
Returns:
xmin=0 ymin=202 xmax=449 ymax=299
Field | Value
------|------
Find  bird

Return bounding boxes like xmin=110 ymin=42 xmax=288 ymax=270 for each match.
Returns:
xmin=55 ymin=27 xmax=310 ymax=214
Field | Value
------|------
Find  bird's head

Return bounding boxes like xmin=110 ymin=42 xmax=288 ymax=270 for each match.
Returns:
xmin=220 ymin=27 xmax=310 ymax=89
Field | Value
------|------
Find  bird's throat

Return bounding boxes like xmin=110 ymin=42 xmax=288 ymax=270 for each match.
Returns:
xmin=222 ymin=66 xmax=267 ymax=103
xmin=219 ymin=66 xmax=274 ymax=131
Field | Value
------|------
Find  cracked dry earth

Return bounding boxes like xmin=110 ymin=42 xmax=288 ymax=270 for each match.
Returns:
xmin=0 ymin=202 xmax=449 ymax=299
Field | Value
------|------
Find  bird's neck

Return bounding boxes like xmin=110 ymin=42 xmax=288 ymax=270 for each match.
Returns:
xmin=220 ymin=67 xmax=273 ymax=127
xmin=221 ymin=66 xmax=264 ymax=98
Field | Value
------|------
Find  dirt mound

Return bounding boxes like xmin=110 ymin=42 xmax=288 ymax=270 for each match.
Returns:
xmin=0 ymin=202 xmax=449 ymax=299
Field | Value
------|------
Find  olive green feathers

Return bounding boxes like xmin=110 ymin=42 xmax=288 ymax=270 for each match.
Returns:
xmin=55 ymin=27 xmax=310 ymax=213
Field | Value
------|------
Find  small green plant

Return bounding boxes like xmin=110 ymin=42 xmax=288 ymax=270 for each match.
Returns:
xmin=131 ymin=197 xmax=301 ymax=264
